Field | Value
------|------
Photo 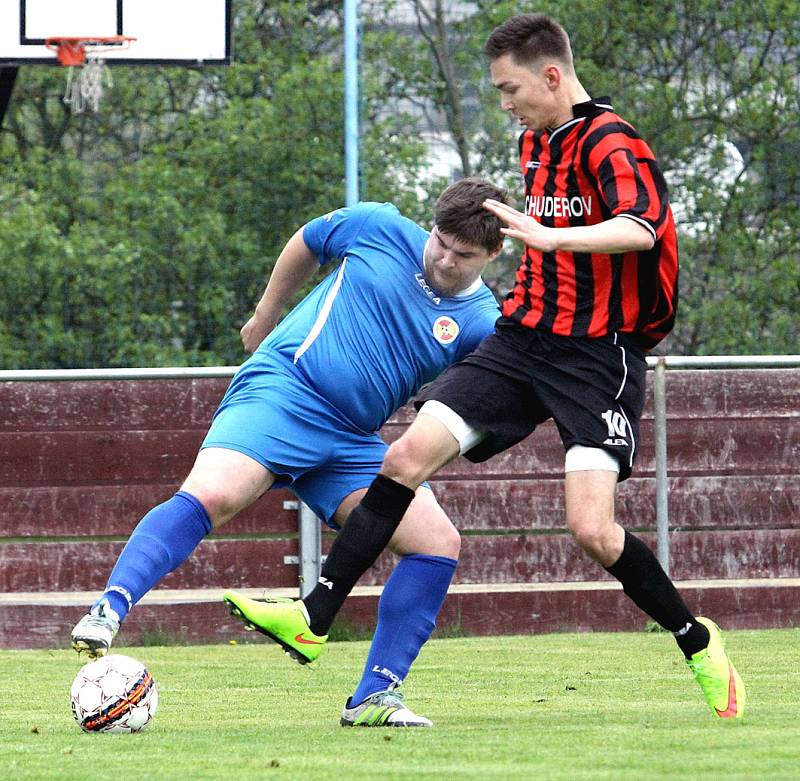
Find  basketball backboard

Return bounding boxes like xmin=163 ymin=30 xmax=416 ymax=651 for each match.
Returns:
xmin=0 ymin=0 xmax=232 ymax=65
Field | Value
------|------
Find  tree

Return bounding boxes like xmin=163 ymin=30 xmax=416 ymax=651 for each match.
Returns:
xmin=0 ymin=0 xmax=432 ymax=368
xmin=0 ymin=0 xmax=797 ymax=367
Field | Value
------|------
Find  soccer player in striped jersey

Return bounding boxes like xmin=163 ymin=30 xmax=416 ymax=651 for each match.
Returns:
xmin=265 ymin=14 xmax=745 ymax=721
xmin=71 ymin=177 xmax=509 ymax=727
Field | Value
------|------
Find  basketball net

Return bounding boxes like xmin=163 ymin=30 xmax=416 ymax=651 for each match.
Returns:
xmin=45 ymin=36 xmax=136 ymax=114
xmin=63 ymin=53 xmax=111 ymax=114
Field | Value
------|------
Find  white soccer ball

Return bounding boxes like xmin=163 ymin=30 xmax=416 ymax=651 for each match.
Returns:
xmin=70 ymin=654 xmax=158 ymax=733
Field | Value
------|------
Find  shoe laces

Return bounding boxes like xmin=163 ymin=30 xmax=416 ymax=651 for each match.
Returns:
xmin=86 ymin=601 xmax=119 ymax=629
xmin=370 ymin=684 xmax=405 ymax=708
xmin=89 ymin=614 xmax=111 ymax=627
xmin=259 ymin=593 xmax=294 ymax=605
xmin=687 ymin=647 xmax=725 ymax=686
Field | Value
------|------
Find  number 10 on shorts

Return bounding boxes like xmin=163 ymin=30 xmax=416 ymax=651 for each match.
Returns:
xmin=601 ymin=409 xmax=628 ymax=444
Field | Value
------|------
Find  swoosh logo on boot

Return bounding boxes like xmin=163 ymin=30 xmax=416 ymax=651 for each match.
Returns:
xmin=715 ymin=664 xmax=739 ymax=718
xmin=295 ymin=633 xmax=323 ymax=645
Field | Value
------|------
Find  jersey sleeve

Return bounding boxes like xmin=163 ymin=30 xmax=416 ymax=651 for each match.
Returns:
xmin=586 ymin=123 xmax=672 ymax=241
xmin=455 ymin=296 xmax=500 ymax=359
xmin=302 ymin=202 xmax=392 ymax=265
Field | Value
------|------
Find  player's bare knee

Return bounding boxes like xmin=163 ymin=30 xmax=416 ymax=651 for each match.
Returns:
xmin=437 ymin=521 xmax=461 ymax=559
xmin=390 ymin=519 xmax=461 ymax=559
xmin=570 ymin=524 xmax=603 ymax=558
xmin=381 ymin=437 xmax=430 ymax=488
xmin=420 ymin=518 xmax=461 ymax=558
xmin=568 ymin=517 xmax=619 ymax=564
xmin=181 ymin=485 xmax=236 ymax=528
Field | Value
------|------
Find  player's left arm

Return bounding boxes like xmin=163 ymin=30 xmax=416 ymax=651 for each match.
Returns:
xmin=241 ymin=227 xmax=320 ymax=353
xmin=482 ymin=200 xmax=653 ymax=254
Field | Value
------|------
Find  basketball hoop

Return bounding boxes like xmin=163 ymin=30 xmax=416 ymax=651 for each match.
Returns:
xmin=45 ymin=36 xmax=136 ymax=114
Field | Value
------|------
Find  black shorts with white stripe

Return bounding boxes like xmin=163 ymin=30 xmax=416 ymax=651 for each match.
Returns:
xmin=413 ymin=317 xmax=647 ymax=481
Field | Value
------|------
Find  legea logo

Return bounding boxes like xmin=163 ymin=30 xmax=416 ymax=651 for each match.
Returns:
xmin=371 ymin=665 xmax=403 ymax=685
xmin=415 ymin=273 xmax=442 ymax=305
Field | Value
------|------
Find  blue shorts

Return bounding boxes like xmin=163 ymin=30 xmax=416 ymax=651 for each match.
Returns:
xmin=202 ymin=362 xmax=388 ymax=529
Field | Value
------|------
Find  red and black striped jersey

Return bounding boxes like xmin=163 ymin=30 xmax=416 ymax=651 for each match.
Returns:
xmin=503 ymin=97 xmax=679 ymax=350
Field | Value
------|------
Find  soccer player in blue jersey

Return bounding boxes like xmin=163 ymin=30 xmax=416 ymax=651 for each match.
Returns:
xmin=71 ymin=176 xmax=508 ymax=727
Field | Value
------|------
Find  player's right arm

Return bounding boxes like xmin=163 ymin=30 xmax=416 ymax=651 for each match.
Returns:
xmin=240 ymin=227 xmax=320 ymax=353
xmin=482 ymin=199 xmax=654 ymax=254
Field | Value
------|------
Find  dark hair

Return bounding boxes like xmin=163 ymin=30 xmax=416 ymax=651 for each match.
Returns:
xmin=484 ymin=13 xmax=572 ymax=68
xmin=434 ymin=177 xmax=508 ymax=251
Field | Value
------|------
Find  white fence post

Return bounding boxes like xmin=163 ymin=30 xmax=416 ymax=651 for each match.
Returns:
xmin=298 ymin=502 xmax=322 ymax=598
xmin=653 ymin=357 xmax=669 ymax=575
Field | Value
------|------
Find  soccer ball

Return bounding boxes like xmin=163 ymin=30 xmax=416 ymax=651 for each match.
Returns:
xmin=70 ymin=654 xmax=158 ymax=733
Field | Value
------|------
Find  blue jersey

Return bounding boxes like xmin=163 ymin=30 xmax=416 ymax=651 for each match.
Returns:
xmin=248 ymin=202 xmax=499 ymax=433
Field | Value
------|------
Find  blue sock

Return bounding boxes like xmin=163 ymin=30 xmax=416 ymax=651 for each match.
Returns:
xmin=97 ymin=491 xmax=212 ymax=622
xmin=350 ymin=554 xmax=457 ymax=705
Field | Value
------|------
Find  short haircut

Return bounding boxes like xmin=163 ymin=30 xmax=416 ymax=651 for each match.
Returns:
xmin=434 ymin=177 xmax=508 ymax=252
xmin=484 ymin=13 xmax=573 ymax=69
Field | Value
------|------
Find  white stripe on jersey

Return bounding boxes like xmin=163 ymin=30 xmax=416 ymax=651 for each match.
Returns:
xmin=293 ymin=258 xmax=347 ymax=364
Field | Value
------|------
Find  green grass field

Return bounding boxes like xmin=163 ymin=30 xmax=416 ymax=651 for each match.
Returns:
xmin=2 ymin=629 xmax=799 ymax=781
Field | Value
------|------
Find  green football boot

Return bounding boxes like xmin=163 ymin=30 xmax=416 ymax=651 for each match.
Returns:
xmin=686 ymin=616 xmax=746 ymax=719
xmin=340 ymin=684 xmax=433 ymax=727
xmin=223 ymin=590 xmax=327 ymax=664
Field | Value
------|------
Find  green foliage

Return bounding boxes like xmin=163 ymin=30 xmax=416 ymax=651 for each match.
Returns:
xmin=0 ymin=1 xmax=431 ymax=368
xmin=0 ymin=0 xmax=797 ymax=367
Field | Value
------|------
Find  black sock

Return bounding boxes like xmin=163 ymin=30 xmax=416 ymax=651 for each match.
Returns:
xmin=673 ymin=617 xmax=711 ymax=659
xmin=303 ymin=474 xmax=415 ymax=636
xmin=605 ymin=530 xmax=709 ymax=658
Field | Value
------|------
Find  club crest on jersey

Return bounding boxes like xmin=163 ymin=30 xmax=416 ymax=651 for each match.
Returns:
xmin=432 ymin=316 xmax=459 ymax=344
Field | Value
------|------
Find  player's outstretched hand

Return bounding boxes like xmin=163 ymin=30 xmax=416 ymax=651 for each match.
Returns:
xmin=483 ymin=198 xmax=558 ymax=253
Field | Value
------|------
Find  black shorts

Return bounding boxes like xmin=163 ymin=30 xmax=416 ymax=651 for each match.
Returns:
xmin=414 ymin=318 xmax=647 ymax=481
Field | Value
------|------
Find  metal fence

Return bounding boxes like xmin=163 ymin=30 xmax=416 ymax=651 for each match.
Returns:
xmin=3 ymin=355 xmax=799 ymax=595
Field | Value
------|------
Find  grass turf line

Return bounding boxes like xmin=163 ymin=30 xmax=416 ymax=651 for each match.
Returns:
xmin=1 ymin=629 xmax=799 ymax=781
